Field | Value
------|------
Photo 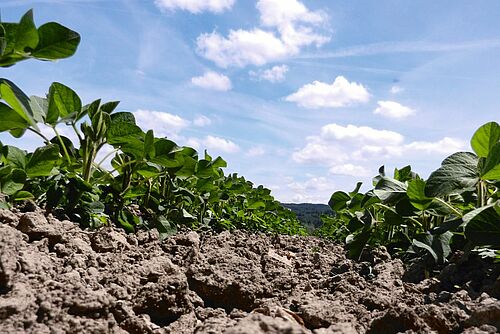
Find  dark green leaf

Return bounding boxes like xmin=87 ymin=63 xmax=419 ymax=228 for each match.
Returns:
xmin=1 ymin=168 xmax=26 ymax=195
xmin=374 ymin=177 xmax=407 ymax=204
xmin=2 ymin=145 xmax=27 ymax=169
xmin=32 ymin=22 xmax=80 ymax=60
xmin=425 ymin=152 xmax=479 ymax=197
xmin=14 ymin=10 xmax=39 ymax=54
xmin=157 ymin=215 xmax=177 ymax=241
xmin=412 ymin=239 xmax=438 ymax=262
xmin=25 ymin=144 xmax=60 ymax=177
xmin=100 ymin=101 xmax=120 ymax=114
xmin=328 ymin=191 xmax=350 ymax=211
xmin=464 ymin=203 xmax=500 ymax=247
xmin=347 ymin=227 xmax=372 ymax=260
xmin=47 ymin=82 xmax=82 ymax=124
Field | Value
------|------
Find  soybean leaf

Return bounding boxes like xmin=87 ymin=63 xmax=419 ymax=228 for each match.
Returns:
xmin=32 ymin=22 xmax=80 ymax=60
xmin=464 ymin=203 xmax=500 ymax=247
xmin=481 ymin=142 xmax=500 ymax=180
xmin=0 ymin=79 xmax=35 ymax=126
xmin=347 ymin=227 xmax=372 ymax=260
xmin=0 ymin=102 xmax=29 ymax=132
xmin=407 ymin=179 xmax=433 ymax=211
xmin=471 ymin=121 xmax=500 ymax=158
xmin=425 ymin=152 xmax=479 ymax=197
xmin=29 ymin=95 xmax=48 ymax=123
xmin=412 ymin=239 xmax=438 ymax=262
xmin=47 ymin=82 xmax=81 ymax=125
xmin=0 ymin=24 xmax=6 ymax=56
xmin=1 ymin=168 xmax=26 ymax=195
xmin=144 ymin=130 xmax=155 ymax=158
xmin=432 ymin=218 xmax=463 ymax=234
xmin=25 ymin=144 xmax=60 ymax=177
xmin=432 ymin=231 xmax=453 ymax=263
xmin=211 ymin=156 xmax=227 ymax=169
xmin=100 ymin=101 xmax=120 ymax=114
xmin=374 ymin=176 xmax=407 ymax=204
xmin=14 ymin=9 xmax=39 ymax=54
xmin=328 ymin=191 xmax=350 ymax=211
xmin=157 ymin=215 xmax=177 ymax=241
xmin=11 ymin=190 xmax=34 ymax=201
xmin=2 ymin=145 xmax=27 ymax=169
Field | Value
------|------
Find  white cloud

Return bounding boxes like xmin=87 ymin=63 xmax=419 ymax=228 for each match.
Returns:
xmin=257 ymin=0 xmax=325 ymax=28
xmin=154 ymin=0 xmax=235 ymax=13
xmin=191 ymin=71 xmax=232 ymax=91
xmin=390 ymin=85 xmax=404 ymax=94
xmin=286 ymin=176 xmax=336 ymax=203
xmin=285 ymin=76 xmax=370 ymax=109
xmin=246 ymin=146 xmax=266 ymax=157
xmin=320 ymin=123 xmax=404 ymax=145
xmin=196 ymin=0 xmax=329 ymax=68
xmin=405 ymin=137 xmax=466 ymax=155
xmin=185 ymin=137 xmax=201 ymax=150
xmin=197 ymin=29 xmax=291 ymax=68
xmin=204 ymin=135 xmax=240 ymax=153
xmin=249 ymin=64 xmax=289 ymax=82
xmin=134 ymin=109 xmax=190 ymax=139
xmin=329 ymin=164 xmax=371 ymax=177
xmin=193 ymin=115 xmax=212 ymax=127
xmin=373 ymin=100 xmax=416 ymax=119
xmin=293 ymin=123 xmax=466 ymax=176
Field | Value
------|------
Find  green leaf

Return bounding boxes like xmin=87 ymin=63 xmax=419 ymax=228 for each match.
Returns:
xmin=347 ymin=227 xmax=372 ymax=260
xmin=464 ymin=203 xmax=500 ymax=247
xmin=14 ymin=9 xmax=39 ymax=54
xmin=29 ymin=95 xmax=48 ymax=123
xmin=407 ymin=179 xmax=433 ymax=211
xmin=471 ymin=121 xmax=500 ymax=158
xmin=373 ymin=177 xmax=407 ymax=204
xmin=328 ymin=191 xmax=350 ymax=211
xmin=157 ymin=215 xmax=177 ymax=241
xmin=25 ymin=144 xmax=60 ymax=177
xmin=425 ymin=152 xmax=479 ymax=197
xmin=47 ymin=82 xmax=82 ymax=124
xmin=0 ymin=102 xmax=29 ymax=132
xmin=481 ymin=142 xmax=500 ymax=180
xmin=211 ymin=156 xmax=227 ymax=169
xmin=412 ymin=239 xmax=438 ymax=262
xmin=100 ymin=101 xmax=120 ymax=114
xmin=144 ymin=130 xmax=155 ymax=158
xmin=32 ymin=22 xmax=80 ymax=60
xmin=0 ymin=79 xmax=35 ymax=126
xmin=0 ymin=24 xmax=6 ymax=56
xmin=2 ymin=145 xmax=27 ymax=169
xmin=12 ymin=190 xmax=34 ymax=201
xmin=248 ymin=201 xmax=266 ymax=210
xmin=1 ymin=168 xmax=26 ymax=195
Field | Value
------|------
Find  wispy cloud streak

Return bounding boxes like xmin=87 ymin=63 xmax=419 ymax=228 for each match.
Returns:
xmin=297 ymin=39 xmax=500 ymax=59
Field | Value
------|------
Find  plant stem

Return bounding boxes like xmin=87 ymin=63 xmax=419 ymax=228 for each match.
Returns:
xmin=27 ymin=127 xmax=50 ymax=144
xmin=434 ymin=197 xmax=463 ymax=217
xmin=52 ymin=126 xmax=72 ymax=165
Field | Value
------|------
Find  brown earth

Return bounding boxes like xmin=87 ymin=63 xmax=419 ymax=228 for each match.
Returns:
xmin=0 ymin=205 xmax=499 ymax=333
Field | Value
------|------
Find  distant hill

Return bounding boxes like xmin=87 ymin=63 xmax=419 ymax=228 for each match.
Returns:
xmin=281 ymin=203 xmax=333 ymax=232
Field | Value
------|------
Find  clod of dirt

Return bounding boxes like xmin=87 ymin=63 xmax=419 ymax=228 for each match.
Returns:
xmin=0 ymin=208 xmax=499 ymax=333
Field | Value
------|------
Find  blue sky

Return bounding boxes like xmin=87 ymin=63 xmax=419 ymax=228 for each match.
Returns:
xmin=1 ymin=0 xmax=500 ymax=203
